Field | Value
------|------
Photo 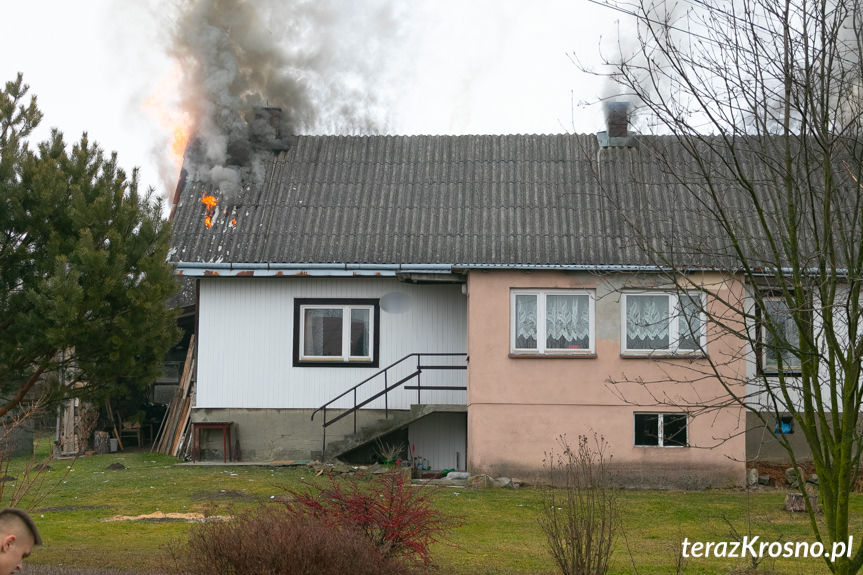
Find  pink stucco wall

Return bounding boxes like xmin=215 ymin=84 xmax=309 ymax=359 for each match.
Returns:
xmin=465 ymin=270 xmax=747 ymax=489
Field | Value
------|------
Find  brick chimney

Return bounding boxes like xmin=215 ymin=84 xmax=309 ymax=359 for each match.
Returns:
xmin=604 ymin=101 xmax=629 ymax=137
xmin=251 ymin=107 xmax=292 ymax=151
xmin=597 ymin=101 xmax=637 ymax=148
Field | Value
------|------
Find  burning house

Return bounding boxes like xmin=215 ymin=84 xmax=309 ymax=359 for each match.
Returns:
xmin=166 ymin=103 xmax=756 ymax=489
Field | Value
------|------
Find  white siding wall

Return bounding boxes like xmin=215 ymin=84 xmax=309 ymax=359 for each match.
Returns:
xmin=745 ymin=290 xmax=852 ymax=411
xmin=197 ymin=278 xmax=467 ymax=409
xmin=409 ymin=412 xmax=467 ymax=471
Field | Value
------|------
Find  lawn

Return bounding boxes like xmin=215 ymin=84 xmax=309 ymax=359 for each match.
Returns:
xmin=6 ymin=445 xmax=854 ymax=574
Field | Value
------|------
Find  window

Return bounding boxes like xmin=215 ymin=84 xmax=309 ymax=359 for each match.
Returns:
xmin=511 ymin=290 xmax=595 ymax=355
xmin=293 ymin=299 xmax=380 ymax=367
xmin=622 ymin=292 xmax=705 ymax=354
xmin=758 ymin=298 xmax=802 ymax=373
xmin=634 ymin=413 xmax=688 ymax=447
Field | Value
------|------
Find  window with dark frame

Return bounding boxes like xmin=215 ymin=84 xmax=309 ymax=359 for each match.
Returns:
xmin=293 ymin=299 xmax=380 ymax=367
xmin=634 ymin=413 xmax=688 ymax=447
xmin=757 ymin=297 xmax=803 ymax=374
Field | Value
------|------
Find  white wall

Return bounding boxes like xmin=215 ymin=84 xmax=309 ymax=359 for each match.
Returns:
xmin=745 ymin=289 xmax=854 ymax=412
xmin=409 ymin=412 xmax=467 ymax=471
xmin=197 ymin=277 xmax=467 ymax=409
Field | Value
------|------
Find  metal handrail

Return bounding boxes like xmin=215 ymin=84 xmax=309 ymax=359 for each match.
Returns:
xmin=310 ymin=352 xmax=467 ymax=461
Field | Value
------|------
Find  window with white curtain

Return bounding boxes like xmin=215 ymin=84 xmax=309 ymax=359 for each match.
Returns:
xmin=622 ymin=292 xmax=705 ymax=354
xmin=511 ymin=290 xmax=595 ymax=355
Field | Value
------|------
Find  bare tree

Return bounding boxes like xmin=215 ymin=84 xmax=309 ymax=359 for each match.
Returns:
xmin=590 ymin=1 xmax=863 ymax=573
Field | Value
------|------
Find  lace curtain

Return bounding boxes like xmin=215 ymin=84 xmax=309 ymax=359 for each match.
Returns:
xmin=546 ymin=295 xmax=590 ymax=348
xmin=515 ymin=295 xmax=538 ymax=348
xmin=626 ymin=295 xmax=669 ymax=349
xmin=515 ymin=294 xmax=589 ymax=349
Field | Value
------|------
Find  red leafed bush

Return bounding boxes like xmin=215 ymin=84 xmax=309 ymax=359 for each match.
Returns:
xmin=166 ymin=505 xmax=410 ymax=575
xmin=281 ymin=465 xmax=461 ymax=565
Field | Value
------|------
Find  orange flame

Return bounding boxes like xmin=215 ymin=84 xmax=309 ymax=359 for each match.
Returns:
xmin=142 ymin=63 xmax=193 ymax=187
xmin=201 ymin=194 xmax=218 ymax=210
xmin=201 ymin=194 xmax=218 ymax=228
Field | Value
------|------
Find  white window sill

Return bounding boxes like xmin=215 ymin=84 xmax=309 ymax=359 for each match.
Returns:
xmin=509 ymin=352 xmax=597 ymax=359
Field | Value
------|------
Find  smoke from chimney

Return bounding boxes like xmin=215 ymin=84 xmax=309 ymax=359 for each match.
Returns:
xmin=604 ymin=101 xmax=629 ymax=138
xmin=168 ymin=0 xmax=408 ymax=204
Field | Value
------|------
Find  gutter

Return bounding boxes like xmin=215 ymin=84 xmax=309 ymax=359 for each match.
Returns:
xmin=174 ymin=261 xmax=727 ymax=278
xmin=174 ymin=262 xmax=454 ymax=278
xmin=174 ymin=260 xmax=847 ymax=280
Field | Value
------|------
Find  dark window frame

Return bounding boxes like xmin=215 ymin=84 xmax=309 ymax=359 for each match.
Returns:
xmin=634 ymin=412 xmax=689 ymax=447
xmin=755 ymin=296 xmax=804 ymax=376
xmin=293 ymin=298 xmax=380 ymax=368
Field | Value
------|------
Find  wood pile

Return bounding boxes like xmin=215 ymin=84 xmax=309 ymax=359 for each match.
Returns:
xmin=153 ymin=334 xmax=195 ymax=457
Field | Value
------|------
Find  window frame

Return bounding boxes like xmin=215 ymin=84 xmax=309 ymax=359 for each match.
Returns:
xmin=621 ymin=291 xmax=706 ymax=356
xmin=293 ymin=298 xmax=380 ymax=367
xmin=633 ymin=412 xmax=689 ymax=447
xmin=756 ymin=296 xmax=803 ymax=375
xmin=510 ymin=289 xmax=596 ymax=356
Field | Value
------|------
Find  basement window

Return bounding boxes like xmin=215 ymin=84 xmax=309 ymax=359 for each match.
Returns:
xmin=634 ymin=413 xmax=688 ymax=447
xmin=294 ymin=299 xmax=380 ymax=367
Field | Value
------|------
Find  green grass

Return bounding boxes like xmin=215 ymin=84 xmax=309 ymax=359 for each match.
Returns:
xmin=5 ymin=444 xmax=856 ymax=574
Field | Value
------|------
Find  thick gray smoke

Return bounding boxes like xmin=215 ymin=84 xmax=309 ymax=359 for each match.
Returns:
xmin=170 ymin=0 xmax=408 ymax=203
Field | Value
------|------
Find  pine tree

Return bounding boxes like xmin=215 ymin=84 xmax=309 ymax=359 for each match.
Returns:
xmin=0 ymin=74 xmax=179 ymax=415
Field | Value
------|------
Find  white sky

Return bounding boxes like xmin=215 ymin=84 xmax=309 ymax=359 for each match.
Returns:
xmin=1 ymin=1 xmax=630 ymax=200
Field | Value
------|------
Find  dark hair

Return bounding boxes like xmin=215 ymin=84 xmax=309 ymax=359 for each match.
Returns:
xmin=0 ymin=508 xmax=41 ymax=546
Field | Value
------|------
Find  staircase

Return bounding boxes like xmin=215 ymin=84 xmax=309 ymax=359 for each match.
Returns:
xmin=311 ymin=353 xmax=467 ymax=461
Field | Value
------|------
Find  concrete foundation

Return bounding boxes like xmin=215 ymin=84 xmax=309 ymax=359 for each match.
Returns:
xmin=190 ymin=407 xmax=405 ymax=462
xmin=746 ymin=411 xmax=814 ymax=463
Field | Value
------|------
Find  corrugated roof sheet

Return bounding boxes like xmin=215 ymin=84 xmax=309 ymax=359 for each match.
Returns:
xmin=168 ymin=133 xmax=762 ymax=268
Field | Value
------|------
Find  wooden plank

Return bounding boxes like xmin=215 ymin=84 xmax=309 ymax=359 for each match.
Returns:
xmin=155 ymin=335 xmax=195 ymax=452
xmin=170 ymin=397 xmax=191 ymax=456
xmin=156 ymin=354 xmax=196 ymax=455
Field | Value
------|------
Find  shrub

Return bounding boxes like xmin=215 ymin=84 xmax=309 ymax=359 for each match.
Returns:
xmin=538 ymin=434 xmax=618 ymax=575
xmin=166 ymin=505 xmax=409 ymax=575
xmin=282 ymin=465 xmax=460 ymax=565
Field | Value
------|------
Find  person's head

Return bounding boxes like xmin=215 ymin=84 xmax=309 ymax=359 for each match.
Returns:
xmin=0 ymin=508 xmax=40 ymax=574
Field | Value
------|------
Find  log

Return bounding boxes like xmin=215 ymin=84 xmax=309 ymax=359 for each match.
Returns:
xmin=784 ymin=492 xmax=817 ymax=512
xmin=93 ymin=431 xmax=110 ymax=456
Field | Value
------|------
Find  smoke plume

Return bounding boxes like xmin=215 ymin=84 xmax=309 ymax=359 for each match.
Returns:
xmin=169 ymin=0 xmax=408 ymax=202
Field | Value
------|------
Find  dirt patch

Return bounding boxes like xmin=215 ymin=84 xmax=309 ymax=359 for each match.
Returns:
xmin=103 ymin=511 xmax=230 ymax=523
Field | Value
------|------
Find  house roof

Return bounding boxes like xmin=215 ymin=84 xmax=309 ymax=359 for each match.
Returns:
xmin=168 ymin=133 xmax=748 ymax=274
